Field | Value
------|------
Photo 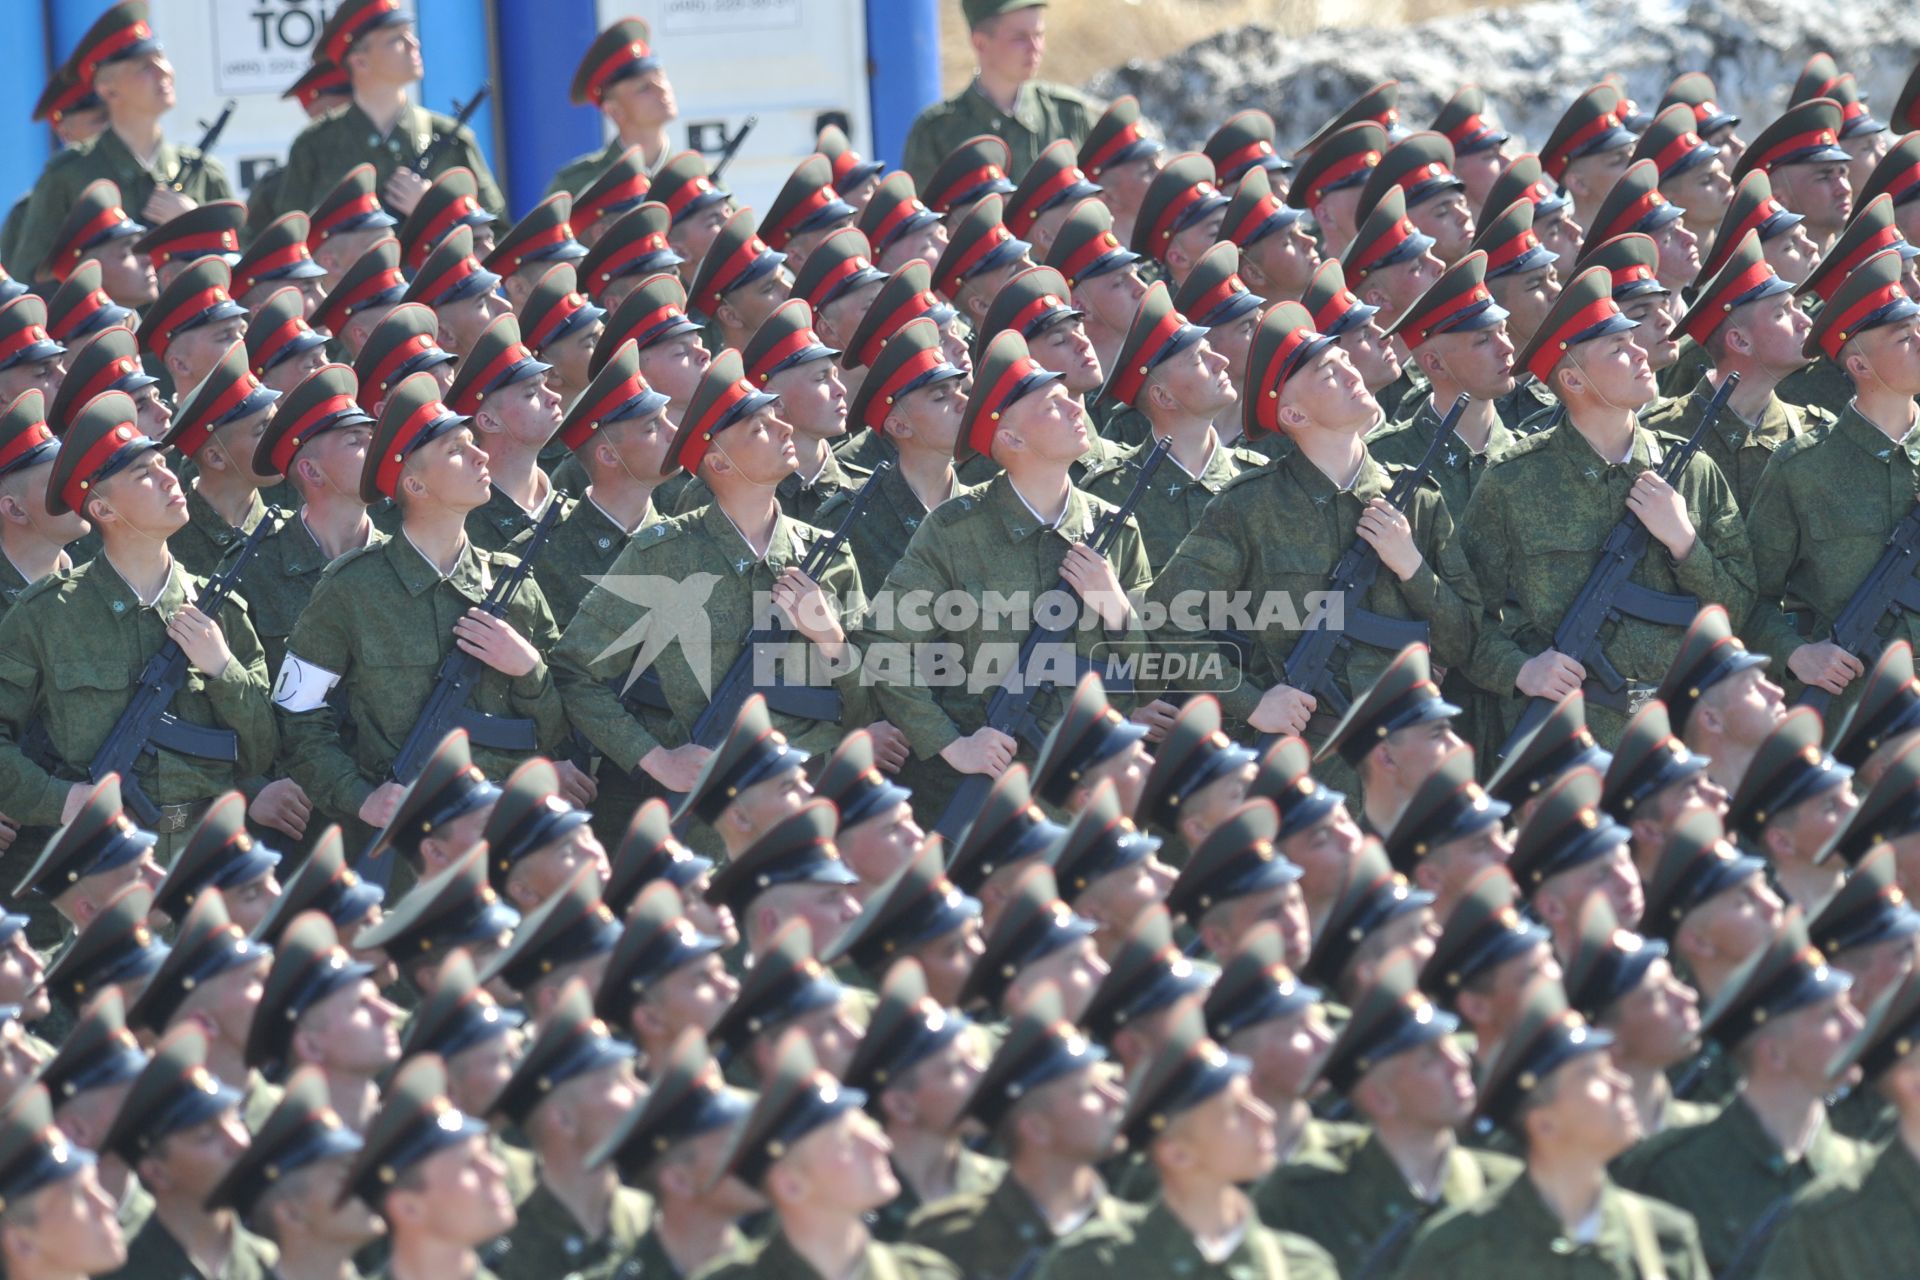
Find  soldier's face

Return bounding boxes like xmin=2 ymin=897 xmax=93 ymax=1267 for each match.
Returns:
xmin=877 ymin=220 xmax=947 ymax=274
xmin=1535 ymin=208 xmax=1586 ymax=265
xmin=1281 ymin=803 xmax=1364 ymax=919
xmin=1372 ymin=1035 xmax=1477 ymax=1130
xmin=1336 ymin=318 xmax=1403 ymax=395
xmin=0 ymin=1019 xmax=37 ymax=1101
xmin=0 ymin=356 xmax=65 ymax=406
xmin=1571 ymin=327 xmax=1661 ymax=404
xmin=1850 ymin=317 xmax=1920 ymax=397
xmin=970 ymin=7 xmax=1046 ymax=82
xmin=1685 ymin=873 xmax=1783 ymax=971
xmin=448 ymin=1032 xmax=523 ymax=1119
xmin=767 ymin=359 xmax=848 ymax=443
xmin=1207 ymin=315 xmax=1259 ymax=394
xmin=352 ymin=23 xmax=424 ymax=88
xmin=289 ymin=1154 xmax=384 ymax=1247
xmin=545 ymin=317 xmax=602 ymax=395
xmin=789 ymin=999 xmax=862 ymax=1079
xmin=670 ymin=207 xmax=731 ymax=274
xmin=565 ymin=1058 xmax=645 ymax=1142
xmin=892 ymin=377 xmax=966 ymax=455
xmin=1843 ymin=130 xmax=1892 ymax=200
xmin=1426 ymin=321 xmax=1516 ymax=399
xmin=152 ymin=1109 xmax=250 ymax=1200
xmin=914 ymin=916 xmax=985 ymax=1010
xmin=16 ymin=1164 xmax=126 ymax=1277
xmin=441 ymin=289 xmax=507 ymax=357
xmin=292 ymin=422 xmax=374 ymax=500
xmin=409 ymin=425 xmax=493 ymax=509
xmin=604 ymin=406 xmax=677 ymax=483
xmin=604 ymin=68 xmax=677 ymax=132
xmin=1232 ymin=1003 xmax=1335 ymax=1105
xmin=1665 ymin=157 xmax=1734 ymax=234
xmin=1565 ymin=145 xmax=1635 ymax=213
xmin=940 ymin=317 xmax=973 ymax=378
xmin=1032 ymin=317 xmax=1103 ymax=397
xmin=1074 ymin=266 xmax=1149 ymax=334
xmin=1649 ymin=218 xmax=1701 ymax=293
xmin=484 ymin=371 xmax=566 ymax=452
xmin=0 ymin=930 xmax=48 ymax=1022
xmin=1311 ymin=188 xmax=1364 ymax=252
xmin=221 ymin=870 xmax=282 ymax=935
xmin=1423 ymin=824 xmax=1514 ymax=907
xmin=133 ymin=384 xmax=173 ymax=439
xmin=264 ymin=343 xmax=330 ymax=395
xmin=1491 ymin=263 xmax=1560 ymax=348
xmin=1368 ymin=249 xmax=1445 ymax=324
xmin=91 ymin=239 xmax=158 ymax=307
xmin=1605 ymin=955 xmax=1700 ymax=1069
xmin=172 ymin=318 xmax=248 ymax=392
xmin=1835 ymin=931 xmax=1917 ymax=1015
xmin=304 ymin=977 xmax=403 ymax=1077
xmin=1016 ymin=935 xmax=1108 ymax=1024
xmin=1214 ymin=881 xmax=1312 ymax=971
xmin=636 ymin=334 xmax=710 ymax=409
xmin=1532 ymin=1050 xmax=1641 ymax=1158
xmin=817 ymin=280 xmax=883 ymax=351
xmin=411 ymin=1135 xmax=515 ymax=1245
xmin=1411 ymin=190 xmax=1476 ymax=265
xmin=1774 ymin=161 xmax=1854 ymax=235
xmin=209 ymin=407 xmax=280 ymax=486
xmin=1771 ymin=993 xmax=1864 ymax=1091
xmin=1247 ymin=222 xmax=1321 ymax=302
xmin=1455 ymin=147 xmax=1511 ymax=212
xmin=1705 ymin=124 xmax=1748 ymax=171
xmin=93 ymin=451 xmax=189 ymax=540
xmin=1146 ymin=337 xmax=1235 ymax=419
xmin=1028 ymin=1062 xmax=1127 ymax=1160
xmin=1027 ymin=204 xmax=1073 ymax=261
xmin=898 ymin=1032 xmax=987 ymax=1137
xmin=1168 ymin=211 xmax=1227 ymax=283
xmin=1003 ymin=381 xmax=1089 ymax=465
xmin=682 ymin=872 xmax=739 ymax=948
xmin=835 ymin=801 xmax=923 ymax=889
xmin=1766 ymin=779 xmax=1856 ymax=873
xmin=646 ymin=949 xmax=739 ymax=1040
xmin=1180 ymin=1072 xmax=1277 ymax=1185
xmin=1098 ymin=153 xmax=1164 ymax=221
xmin=316 ymin=229 xmax=388 ymax=287
xmin=98 ymin=51 xmax=174 ymax=116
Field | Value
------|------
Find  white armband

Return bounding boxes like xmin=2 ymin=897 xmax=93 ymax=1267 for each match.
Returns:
xmin=272 ymin=653 xmax=343 ymax=713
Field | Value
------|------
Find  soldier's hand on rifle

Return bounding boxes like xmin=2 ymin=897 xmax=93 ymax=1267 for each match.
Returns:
xmin=1248 ymin=685 xmax=1316 ymax=736
xmin=941 ymin=727 xmax=1016 ymax=777
xmin=1059 ymin=543 xmax=1132 ymax=630
xmin=1516 ymin=650 xmax=1587 ymax=699
xmin=1627 ymin=471 xmax=1696 ymax=560
xmin=169 ymin=603 xmax=233 ymax=679
xmin=1130 ymin=699 xmax=1180 ymax=742
xmin=358 ymin=781 xmax=408 ymax=828
xmin=250 ymin=778 xmax=312 ymax=840
xmin=771 ymin=567 xmax=848 ymax=663
xmin=142 ymin=187 xmax=197 ymax=225
xmin=1355 ymin=498 xmax=1422 ymax=581
xmin=554 ymin=759 xmax=599 ymax=806
xmin=453 ymin=609 xmax=541 ymax=678
xmin=865 ymin=721 xmax=911 ymax=773
xmin=1788 ymin=642 xmax=1866 ymax=696
xmin=383 ymin=168 xmax=430 ymax=215
xmin=641 ymin=743 xmax=712 ymax=793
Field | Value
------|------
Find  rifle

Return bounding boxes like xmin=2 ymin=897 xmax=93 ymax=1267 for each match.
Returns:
xmin=683 ymin=462 xmax=890 ymax=749
xmin=1253 ymin=394 xmax=1470 ymax=750
xmin=1794 ymin=495 xmax=1920 ymax=714
xmin=410 ymin=85 xmax=492 ymax=178
xmin=1350 ymin=1204 xmax=1428 ymax=1280
xmin=168 ymin=99 xmax=235 ymax=194
xmin=709 ymin=115 xmax=758 ymax=186
xmin=1718 ymin=1190 xmax=1798 ymax=1280
xmin=83 ymin=520 xmax=268 ymax=827
xmin=1496 ymin=373 xmax=1739 ymax=758
xmin=931 ymin=437 xmax=1173 ymax=841
xmin=384 ymin=498 xmax=562 ymax=787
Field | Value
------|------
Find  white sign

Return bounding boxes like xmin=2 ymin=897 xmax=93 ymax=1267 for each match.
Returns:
xmin=607 ymin=0 xmax=871 ymax=216
xmin=208 ymin=0 xmax=333 ymax=96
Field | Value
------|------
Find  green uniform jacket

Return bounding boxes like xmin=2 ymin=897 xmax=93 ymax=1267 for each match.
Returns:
xmin=0 ymin=193 xmax=28 ymax=274
xmin=872 ymin=1148 xmax=1005 ymax=1243
xmin=491 ymin=1178 xmax=655 ymax=1280
xmin=1080 ymin=434 xmax=1268 ymax=571
xmin=837 ymin=451 xmax=954 ymax=598
xmin=173 ymin=486 xmax=274 ymax=582
xmin=1395 ymin=1173 xmax=1709 ymax=1279
xmin=1255 ymin=1132 xmax=1522 ymax=1277
xmin=1641 ymin=374 xmax=1828 ymax=513
xmin=1368 ymin=397 xmax=1525 ymax=524
xmin=867 ymin=474 xmax=1153 ymax=769
xmin=1375 ymin=368 xmax=1430 ymax=426
xmin=693 ymin=1229 xmax=961 ymax=1280
xmin=905 ymin=1173 xmax=1146 ymax=1280
xmin=1145 ymin=446 xmax=1482 ymax=728
xmin=277 ymin=535 xmax=568 ymax=822
xmin=1612 ymin=1095 xmax=1870 ymax=1276
xmin=12 ymin=130 xmax=233 ymax=282
xmin=1460 ymin=420 xmax=1755 ymax=746
xmin=270 ymin=102 xmax=505 ymax=224
xmin=1744 ymin=405 xmax=1917 ymax=706
xmin=223 ymin=513 xmax=387 ymax=682
xmin=553 ymin=502 xmax=870 ymax=773
xmin=469 ymin=486 xmax=574 ymax=556
xmin=0 ymin=557 xmax=276 ymax=826
xmin=672 ymin=449 xmax=870 ymax=526
xmin=101 ymin=1213 xmax=279 ymax=1280
xmin=1033 ymin=1197 xmax=1339 ymax=1280
xmin=1756 ymin=1132 xmax=1920 ymax=1280
xmin=547 ymin=139 xmax=626 ymax=200
xmin=901 ymin=80 xmax=1100 ymax=191
xmin=0 ymin=556 xmax=36 ymax=622
xmin=531 ymin=493 xmax=660 ymax=627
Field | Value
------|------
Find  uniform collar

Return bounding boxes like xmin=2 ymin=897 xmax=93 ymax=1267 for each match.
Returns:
xmin=94 ymin=126 xmax=180 ymax=180
xmin=584 ymin=491 xmax=649 ymax=538
xmin=698 ymin=500 xmax=809 ymax=575
xmin=967 ymin=77 xmax=1046 ymax=135
xmin=1416 ymin=394 xmax=1515 ymax=463
xmin=287 ymin=510 xmax=377 ymax=576
xmin=1690 ymin=375 xmax=1800 ymax=451
xmin=344 ymin=100 xmax=431 ymax=152
xmin=1834 ymin=401 xmax=1919 ymax=466
xmin=1545 ymin=414 xmax=1658 ymax=472
xmin=392 ymin=528 xmax=491 ymax=600
xmin=988 ymin=472 xmax=1101 ymax=543
xmin=0 ymin=552 xmax=32 ymax=603
xmin=94 ymin=552 xmax=192 ymax=615
xmin=784 ymin=447 xmax=850 ymax=497
xmin=186 ymin=482 xmax=267 ymax=547
xmin=1281 ymin=442 xmax=1391 ymax=504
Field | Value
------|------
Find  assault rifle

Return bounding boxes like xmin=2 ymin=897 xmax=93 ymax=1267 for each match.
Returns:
xmin=85 ymin=519 xmax=268 ymax=827
xmin=1496 ymin=373 xmax=1738 ymax=757
xmin=385 ymin=497 xmax=562 ymax=786
xmin=709 ymin=115 xmax=758 ymax=185
xmin=1795 ymin=495 xmax=1920 ymax=714
xmin=684 ymin=462 xmax=890 ymax=748
xmin=168 ymin=99 xmax=235 ymax=193
xmin=410 ymin=85 xmax=491 ymax=177
xmin=1253 ymin=394 xmax=1469 ymax=750
xmin=931 ymin=437 xmax=1173 ymax=841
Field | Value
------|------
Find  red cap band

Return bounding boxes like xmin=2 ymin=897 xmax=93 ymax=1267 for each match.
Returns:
xmin=73 ymin=352 xmax=142 ymax=406
xmin=1756 ymin=127 xmax=1841 ymax=173
xmin=251 ymin=313 xmax=314 ymax=375
xmin=409 ymin=194 xmax=482 ymax=269
xmin=695 ymin=233 xmax=773 ymax=316
xmin=1187 ymin=272 xmax=1251 ymax=322
xmin=1485 ymin=227 xmax=1545 ymax=273
xmin=935 ymin=222 xmax=1015 ymax=298
xmin=864 ymin=346 xmax=947 ymax=431
xmin=1546 ymin=109 xmax=1625 ymax=179
xmin=57 ymin=205 xmax=132 ymax=281
xmin=662 ymin=174 xmax=718 ymax=221
xmin=1350 ymin=215 xmax=1416 ymax=277
xmin=361 ymin=331 xmax=440 ymax=411
xmin=1107 ymin=306 xmax=1186 ymax=406
xmin=852 ymin=289 xmax=942 ymax=369
xmin=574 ymin=173 xmax=650 ymax=232
xmin=560 ymin=371 xmax=649 ymax=450
xmin=1403 ymin=281 xmax=1495 ymax=348
xmin=1823 ymin=279 xmax=1908 ymax=360
xmin=235 ymin=241 xmax=314 ymax=294
xmin=0 ymin=325 xmax=52 ymax=367
xmin=1011 ymin=164 xmax=1088 ymax=233
xmin=323 ymin=0 xmax=400 ymax=67
xmin=1681 ymin=259 xmax=1775 ymax=344
xmin=270 ymin=392 xmax=360 ymax=473
xmin=1654 ymin=128 xmax=1709 ymax=177
xmin=0 ymin=419 xmax=52 ymax=472
xmin=528 ymin=290 xmax=593 ymax=351
xmin=148 ymin=228 xmax=240 ymax=269
xmin=78 ymin=20 xmax=155 ymax=85
xmin=148 ymin=286 xmax=231 ymax=358
xmin=748 ymin=325 xmax=823 ymax=384
xmin=1306 ymin=149 xmax=1381 ymax=207
xmin=766 ymin=185 xmax=838 ymax=249
xmin=929 ymin=164 xmax=1009 ymax=213
xmin=1526 ymin=295 xmax=1623 ymax=382
xmin=1083 ymin=122 xmax=1146 ymax=176
xmin=494 ymin=220 xmax=576 ymax=276
xmin=967 ymin=354 xmax=1046 ymax=457
xmin=1148 ymin=181 xmax=1222 ymax=247
xmin=62 ymin=418 xmax=142 ymax=511
xmin=373 ymin=394 xmax=446 ymax=498
xmin=585 ymin=38 xmax=654 ymax=103
xmin=679 ymin=378 xmax=756 ymax=472
xmin=310 ymin=191 xmax=384 ymax=249
xmin=450 ymin=340 xmax=536 ymax=415
xmin=174 ymin=369 xmax=262 ymax=457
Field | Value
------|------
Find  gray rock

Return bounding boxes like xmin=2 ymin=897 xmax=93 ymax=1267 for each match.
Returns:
xmin=1087 ymin=0 xmax=1920 ymax=158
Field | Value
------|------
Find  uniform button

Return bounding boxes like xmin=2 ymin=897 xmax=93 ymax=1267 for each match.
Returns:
xmin=111 ymin=600 xmax=125 ymax=614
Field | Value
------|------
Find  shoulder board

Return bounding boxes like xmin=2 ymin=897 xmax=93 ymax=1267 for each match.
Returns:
xmin=317 ymin=540 xmax=386 ymax=580
xmin=1221 ymin=462 xmax=1279 ymax=493
xmin=1795 ymin=402 xmax=1838 ymax=427
xmin=1037 ymin=81 xmax=1097 ymax=108
xmin=12 ymin=572 xmax=69 ymax=608
xmin=635 ymin=513 xmax=690 ymax=545
xmin=1649 ymin=426 xmax=1692 ymax=449
xmin=1636 ymin=396 xmax=1685 ymax=430
xmin=1490 ymin=429 xmax=1556 ymax=464
xmin=426 ymin=109 xmax=467 ymax=132
xmin=1078 ymin=452 xmax=1129 ymax=483
xmin=1771 ymin=423 xmax=1832 ymax=464
xmin=314 ymin=101 xmax=355 ymax=126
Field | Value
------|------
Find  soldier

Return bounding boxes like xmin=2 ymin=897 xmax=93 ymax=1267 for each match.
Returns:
xmin=1048 ymin=779 xmax=1175 ymax=963
xmin=519 ymin=263 xmax=606 ymax=421
xmin=231 ymin=213 xmax=329 ymax=318
xmin=1508 ymin=766 xmax=1643 ymax=960
xmin=858 ymin=173 xmax=951 ymax=276
xmin=2 ymin=64 xmax=107 ymax=273
xmin=1167 ymin=798 xmax=1309 ymax=965
xmin=1461 ymin=263 xmax=1754 ymax=746
xmin=567 ymin=149 xmax=655 ymax=254
xmin=649 ymin=152 xmax=731 ymax=285
xmin=1732 ymin=99 xmax=1853 ymax=250
xmin=1647 ymin=231 xmax=1823 ymax=510
xmin=247 ymin=287 xmax=333 ymax=398
xmin=354 ymin=728 xmax=498 ymax=886
xmin=1358 ymin=132 xmax=1478 ymax=267
xmin=38 ymin=885 xmax=165 ymax=1036
xmin=10 ymin=775 xmax=166 ymax=952
xmin=1579 ymin=159 xmax=1701 ymax=293
xmin=1028 ymin=674 xmax=1150 ymax=819
xmin=1616 ymin=913 xmax=1869 ymax=1274
xmin=688 ymin=210 xmax=791 ymax=357
xmin=1726 ymin=708 xmax=1855 ymax=910
xmin=1315 ymin=646 xmax=1467 ymax=838
xmin=151 ymin=792 xmax=282 ymax=935
xmin=1081 ymin=904 xmax=1207 ymax=1082
xmin=1082 ymin=279 xmax=1263 ymax=567
xmin=1661 ymin=70 xmax=1746 ymax=169
xmin=1130 ymin=154 xmax=1229 ymax=290
xmin=0 ymin=1083 xmax=128 ymax=1280
xmin=1301 ymin=839 xmax=1438 ymax=1005
xmin=601 ymin=800 xmax=733 ymax=938
xmin=957 ymin=865 xmax=1107 ymax=1024
xmin=0 ymin=389 xmax=275 ymax=856
xmin=1237 ymin=738 xmax=1365 ymax=937
xmin=1539 ymin=83 xmax=1638 ymax=230
xmin=587 ymin=1029 xmax=759 ymax=1277
xmin=1382 ymin=745 xmax=1512 ymax=920
xmin=710 ymin=918 xmax=862 ymax=1081
xmin=941 ymin=764 xmax=1064 ymax=934
xmin=123 ymin=887 xmax=271 ymax=1111
xmin=143 ymin=257 xmax=250 ymax=404
xmin=1220 ymin=167 xmax=1319 ymax=306
xmin=823 ymin=837 xmax=983 ymax=1009
xmin=810 ymin=731 xmax=922 ymax=896
xmin=1603 ymin=699 xmax=1728 ymax=884
xmin=1747 ymin=250 xmax=1920 ymax=710
xmin=305 ymin=165 xmax=400 ymax=294
xmin=595 ymin=881 xmax=737 ymax=1074
xmin=480 ymin=861 xmax=622 ymax=1025
xmin=1811 ymin=844 xmax=1920 ymax=1052
xmin=932 ymin=194 xmax=1035 ymax=345
xmin=1779 ymin=192 xmax=1920 ymax=412
xmin=901 ymin=0 xmax=1095 ymax=190
xmin=1642 ymin=810 xmax=1785 ymax=1021
xmin=1654 ymin=605 xmax=1784 ymax=800
xmin=251 ymin=827 xmax=389 ymax=978
xmin=401 ymin=225 xmax=507 ymax=364
xmin=819 ymin=122 xmax=885 ymax=212
xmin=1429 ymin=85 xmax=1513 ymax=211
xmin=1008 ymin=140 xmax=1103 ymax=262
xmin=48 ymin=260 xmax=137 ymax=348
xmin=759 ymin=155 xmax=858 ymax=279
xmin=487 ymin=980 xmax=648 ymax=1280
xmin=0 ymin=300 xmax=67 ymax=413
xmin=478 ymin=758 xmax=606 ymax=916
xmin=97 ymin=1025 xmax=279 ymax=1280
xmin=705 ymin=801 xmax=860 ymax=961
xmin=392 ymin=950 xmax=524 ymax=1117
xmin=443 ymin=314 xmax=569 ymax=556
xmin=1172 ymin=242 xmax=1265 ymax=445
xmin=161 ymin=340 xmax=279 ymax=579
xmin=549 ymin=18 xmax=675 ymax=198
xmin=37 ymin=990 xmax=155 ymax=1239
xmin=576 ymin=203 xmax=681 ymax=314
xmin=1396 ymin=980 xmax=1710 ymax=1277
xmin=272 ymin=0 xmax=503 ymax=224
xmin=903 ymin=984 xmax=1133 ymax=1279
xmin=789 ymin=228 xmax=888 ymax=379
xmin=308 ymin=236 xmax=407 ymax=363
xmin=342 ymin=1055 xmax=517 ymax=1280
xmin=1634 ymin=104 xmax=1733 ymax=261
xmin=1074 ymin=96 xmax=1162 ymax=251
xmin=203 ymin=1068 xmax=378 ymax=1280
xmin=1858 ymin=131 xmax=1920 ymax=247
xmin=245 ymin=913 xmax=400 ymax=1132
xmin=52 ymin=325 xmax=170 ymax=450
xmin=1258 ymin=959 xmax=1518 ymax=1276
xmin=1830 ymin=641 xmax=1920 ymax=789
xmin=1034 ymin=1008 xmax=1338 ymax=1279
xmin=1045 ymin=198 xmax=1148 ymax=379
xmin=13 ymin=3 xmax=233 ymax=285
xmin=482 ymin=196 xmax=588 ymax=315
xmin=841 ymin=960 xmax=996 ymax=1240
xmin=1288 ymin=122 xmax=1388 ymax=263
xmin=1134 ymin=694 xmax=1258 ymax=852
xmin=1480 ymin=152 xmax=1584 ymax=273
xmin=0 ymin=391 xmax=87 ymax=607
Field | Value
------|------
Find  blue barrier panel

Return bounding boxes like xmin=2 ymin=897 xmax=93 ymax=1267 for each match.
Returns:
xmin=495 ymin=0 xmax=604 ymax=216
xmin=866 ymin=0 xmax=941 ymax=168
xmin=418 ymin=0 xmax=499 ymax=178
xmin=0 ymin=4 xmax=56 ymax=214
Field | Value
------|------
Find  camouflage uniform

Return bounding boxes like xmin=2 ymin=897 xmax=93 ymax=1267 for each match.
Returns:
xmin=269 ymin=102 xmax=505 ymax=224
xmin=12 ymin=131 xmax=232 ymax=281
xmin=902 ymin=80 xmax=1100 ymax=192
